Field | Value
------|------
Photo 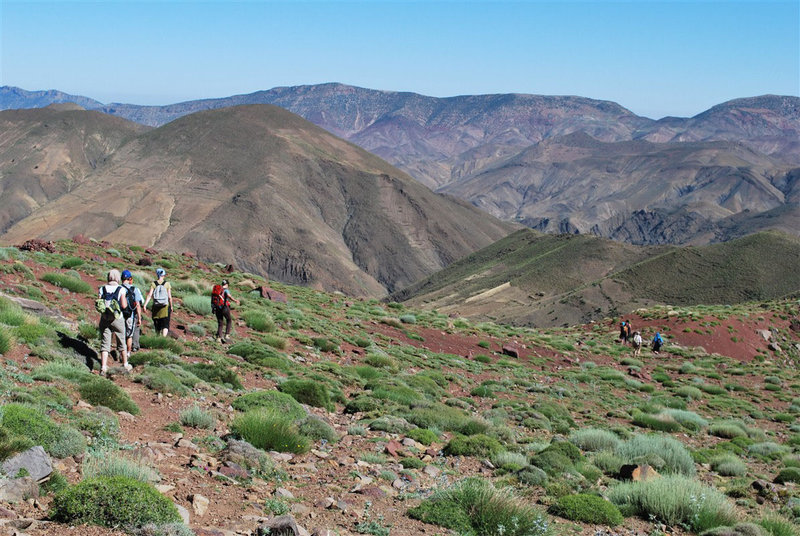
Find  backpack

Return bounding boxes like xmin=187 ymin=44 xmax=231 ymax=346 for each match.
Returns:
xmin=211 ymin=284 xmax=226 ymax=312
xmin=122 ymin=284 xmax=137 ymax=318
xmin=654 ymin=334 xmax=663 ymax=344
xmin=152 ymin=282 xmax=169 ymax=307
xmin=96 ymin=286 xmax=122 ymax=319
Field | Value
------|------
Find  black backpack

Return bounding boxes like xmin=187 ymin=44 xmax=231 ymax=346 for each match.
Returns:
xmin=122 ymin=284 xmax=137 ymax=318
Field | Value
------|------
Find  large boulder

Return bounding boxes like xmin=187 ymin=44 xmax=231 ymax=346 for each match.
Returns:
xmin=1 ymin=446 xmax=52 ymax=482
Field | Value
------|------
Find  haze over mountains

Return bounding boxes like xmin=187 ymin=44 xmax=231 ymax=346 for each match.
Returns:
xmin=2 ymin=84 xmax=797 ymax=246
xmin=0 ymin=104 xmax=512 ymax=295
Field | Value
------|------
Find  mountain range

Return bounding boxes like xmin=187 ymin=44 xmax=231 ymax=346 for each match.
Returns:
xmin=2 ymin=84 xmax=797 ymax=246
xmin=0 ymin=104 xmax=513 ymax=296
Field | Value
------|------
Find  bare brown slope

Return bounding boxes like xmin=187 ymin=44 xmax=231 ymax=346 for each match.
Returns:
xmin=0 ymin=105 xmax=149 ymax=233
xmin=0 ymin=105 xmax=514 ymax=295
xmin=442 ymin=132 xmax=795 ymax=244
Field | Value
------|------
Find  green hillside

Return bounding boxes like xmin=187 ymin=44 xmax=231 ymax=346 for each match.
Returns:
xmin=0 ymin=239 xmax=799 ymax=536
xmin=394 ymin=229 xmax=800 ymax=327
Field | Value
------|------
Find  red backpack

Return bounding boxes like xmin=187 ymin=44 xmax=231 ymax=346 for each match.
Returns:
xmin=211 ymin=284 xmax=226 ymax=311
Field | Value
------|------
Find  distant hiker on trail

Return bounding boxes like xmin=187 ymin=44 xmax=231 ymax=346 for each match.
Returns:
xmin=619 ymin=320 xmax=628 ymax=344
xmin=632 ymin=331 xmax=643 ymax=357
xmin=625 ymin=321 xmax=633 ymax=344
xmin=143 ymin=268 xmax=173 ymax=337
xmin=652 ymin=332 xmax=664 ymax=354
xmin=121 ymin=269 xmax=144 ymax=355
xmin=96 ymin=269 xmax=132 ymax=375
xmin=211 ymin=279 xmax=240 ymax=344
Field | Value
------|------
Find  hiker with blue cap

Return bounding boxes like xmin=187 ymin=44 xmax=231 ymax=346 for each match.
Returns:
xmin=143 ymin=267 xmax=173 ymax=337
xmin=121 ymin=269 xmax=144 ymax=355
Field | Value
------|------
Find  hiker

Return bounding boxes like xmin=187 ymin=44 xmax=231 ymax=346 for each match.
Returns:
xmin=625 ymin=321 xmax=633 ymax=345
xmin=619 ymin=320 xmax=628 ymax=344
xmin=143 ymin=268 xmax=173 ymax=337
xmin=121 ymin=269 xmax=144 ymax=355
xmin=211 ymin=279 xmax=240 ymax=343
xmin=632 ymin=331 xmax=643 ymax=357
xmin=97 ymin=269 xmax=132 ymax=374
xmin=652 ymin=332 xmax=664 ymax=354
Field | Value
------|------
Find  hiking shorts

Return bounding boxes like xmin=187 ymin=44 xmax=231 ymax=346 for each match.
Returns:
xmin=99 ymin=313 xmax=126 ymax=353
xmin=153 ymin=311 xmax=170 ymax=332
xmin=124 ymin=315 xmax=137 ymax=339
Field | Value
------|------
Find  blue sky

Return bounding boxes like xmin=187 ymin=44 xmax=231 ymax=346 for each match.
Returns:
xmin=1 ymin=0 xmax=798 ymax=119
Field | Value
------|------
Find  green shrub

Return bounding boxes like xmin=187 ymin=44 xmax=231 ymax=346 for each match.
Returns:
xmin=0 ymin=326 xmax=11 ymax=354
xmin=541 ymin=440 xmax=583 ymax=462
xmin=0 ymin=427 xmax=35 ymax=461
xmin=711 ymin=453 xmax=747 ymax=477
xmin=78 ymin=376 xmax=140 ymax=414
xmin=407 ymin=428 xmax=438 ymax=446
xmin=134 ymin=366 xmax=195 ymax=395
xmin=50 ymin=476 xmax=181 ymax=529
xmin=82 ymin=451 xmax=160 ymax=483
xmin=311 ymin=337 xmax=338 ymax=353
xmin=139 ymin=335 xmax=183 ymax=354
xmin=408 ymin=477 xmax=548 ymax=536
xmin=41 ymin=272 xmax=93 ymax=294
xmin=530 ymin=450 xmax=575 ymax=477
xmin=549 ymin=493 xmax=623 ymax=526
xmin=278 ymin=379 xmax=333 ymax=411
xmin=298 ymin=416 xmax=338 ymax=443
xmin=1 ymin=403 xmax=86 ymax=458
xmin=774 ymin=467 xmax=800 ymax=484
xmin=443 ymin=434 xmax=504 ymax=458
xmin=710 ymin=422 xmax=748 ymax=439
xmin=179 ymin=406 xmax=215 ymax=429
xmin=616 ymin=434 xmax=695 ymax=476
xmin=242 ymin=311 xmax=274 ymax=332
xmin=399 ymin=314 xmax=416 ymax=324
xmin=517 ymin=465 xmax=548 ymax=486
xmin=664 ymin=409 xmax=708 ymax=431
xmin=608 ymin=475 xmax=737 ymax=533
xmin=60 ymin=257 xmax=84 ymax=269
xmin=759 ymin=514 xmax=797 ymax=536
xmin=231 ymin=409 xmax=310 ymax=453
xmin=569 ymin=428 xmax=621 ymax=452
xmin=0 ymin=307 xmax=26 ymax=327
xmin=182 ymin=362 xmax=243 ymax=390
xmin=232 ymin=390 xmax=306 ymax=419
xmin=675 ymin=385 xmax=704 ymax=400
xmin=632 ymin=410 xmax=681 ymax=432
xmin=128 ymin=351 xmax=172 ymax=367
xmin=180 ymin=294 xmax=212 ymax=316
xmin=749 ymin=442 xmax=790 ymax=459
xmin=369 ymin=415 xmax=413 ymax=433
xmin=15 ymin=322 xmax=52 ymax=344
xmin=261 ymin=334 xmax=286 ymax=349
xmin=592 ymin=451 xmax=625 ymax=474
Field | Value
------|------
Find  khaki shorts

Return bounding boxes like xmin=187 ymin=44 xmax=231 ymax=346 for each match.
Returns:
xmin=99 ymin=313 xmax=126 ymax=353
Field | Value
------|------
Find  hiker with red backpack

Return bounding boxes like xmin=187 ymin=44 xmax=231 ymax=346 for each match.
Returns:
xmin=211 ymin=279 xmax=239 ymax=343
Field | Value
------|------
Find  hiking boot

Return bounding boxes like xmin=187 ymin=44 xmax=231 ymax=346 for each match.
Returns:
xmin=221 ymin=338 xmax=228 ymax=344
xmin=214 ymin=337 xmax=222 ymax=343
xmin=124 ymin=363 xmax=133 ymax=371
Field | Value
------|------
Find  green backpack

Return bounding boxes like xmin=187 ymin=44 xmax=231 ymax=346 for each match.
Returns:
xmin=96 ymin=286 xmax=123 ymax=319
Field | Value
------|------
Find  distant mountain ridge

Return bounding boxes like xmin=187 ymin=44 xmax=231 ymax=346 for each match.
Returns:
xmin=0 ymin=104 xmax=513 ymax=296
xmin=391 ymin=228 xmax=800 ymax=327
xmin=2 ymin=84 xmax=798 ymax=246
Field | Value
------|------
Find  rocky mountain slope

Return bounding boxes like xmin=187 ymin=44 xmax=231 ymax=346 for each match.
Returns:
xmin=3 ymin=86 xmax=798 ymax=246
xmin=0 ymin=104 xmax=513 ymax=296
xmin=441 ymin=132 xmax=798 ymax=244
xmin=391 ymin=229 xmax=800 ymax=327
xmin=0 ymin=241 xmax=798 ymax=536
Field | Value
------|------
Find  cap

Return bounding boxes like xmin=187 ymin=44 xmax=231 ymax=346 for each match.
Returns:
xmin=221 ymin=279 xmax=229 ymax=286
xmin=156 ymin=268 xmax=166 ymax=277
xmin=121 ymin=269 xmax=132 ymax=280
